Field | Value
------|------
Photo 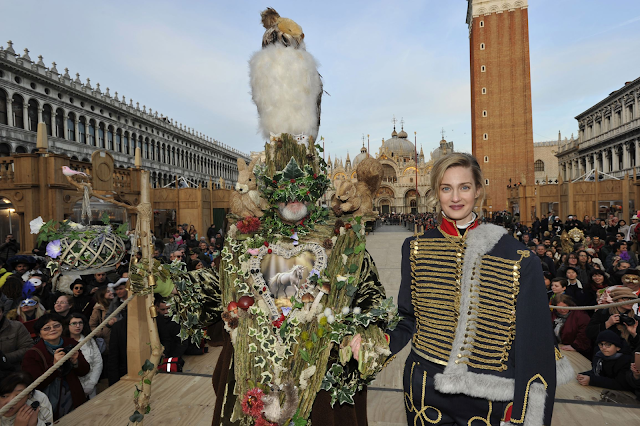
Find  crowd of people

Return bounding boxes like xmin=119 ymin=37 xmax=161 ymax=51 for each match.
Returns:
xmin=0 ymin=221 xmax=222 ymax=424
xmin=483 ymin=212 xmax=640 ymax=397
xmin=380 ymin=210 xmax=640 ymax=399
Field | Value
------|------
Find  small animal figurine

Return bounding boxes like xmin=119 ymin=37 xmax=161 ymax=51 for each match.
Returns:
xmin=229 ymin=158 xmax=270 ymax=218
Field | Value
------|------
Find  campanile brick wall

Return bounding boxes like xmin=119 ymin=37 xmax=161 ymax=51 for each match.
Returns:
xmin=469 ymin=5 xmax=535 ymax=213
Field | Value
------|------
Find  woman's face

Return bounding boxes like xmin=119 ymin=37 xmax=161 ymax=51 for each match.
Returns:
xmin=556 ymin=302 xmax=570 ymax=316
xmin=593 ymin=274 xmax=604 ymax=284
xmin=39 ymin=320 xmax=62 ymax=342
xmin=438 ymin=166 xmax=480 ymax=224
xmin=106 ymin=290 xmax=115 ymax=300
xmin=545 ymin=250 xmax=553 ymax=258
xmin=0 ymin=384 xmax=28 ymax=417
xmin=21 ymin=304 xmax=36 ymax=315
xmin=551 ymin=281 xmax=565 ymax=294
xmin=68 ymin=317 xmax=84 ymax=337
xmin=54 ymin=296 xmax=70 ymax=315
xmin=195 ymin=261 xmax=204 ymax=270
xmin=568 ymin=256 xmax=578 ymax=265
xmin=544 ymin=278 xmax=551 ymax=289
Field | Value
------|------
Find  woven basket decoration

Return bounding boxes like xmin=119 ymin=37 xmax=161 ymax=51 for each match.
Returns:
xmin=57 ymin=227 xmax=127 ymax=275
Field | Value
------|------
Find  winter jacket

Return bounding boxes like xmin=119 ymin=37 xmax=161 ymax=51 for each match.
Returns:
xmin=0 ymin=318 xmax=34 ymax=369
xmin=22 ymin=338 xmax=90 ymax=419
xmin=76 ymin=335 xmax=103 ymax=395
xmin=0 ymin=241 xmax=19 ymax=264
xmin=107 ymin=318 xmax=127 ymax=386
xmin=89 ymin=303 xmax=111 ymax=349
xmin=581 ymin=351 xmax=633 ymax=391
xmin=0 ymin=390 xmax=53 ymax=426
xmin=586 ymin=309 xmax=640 ymax=353
xmin=551 ymin=311 xmax=593 ymax=358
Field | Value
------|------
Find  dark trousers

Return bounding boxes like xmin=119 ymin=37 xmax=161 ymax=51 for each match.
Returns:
xmin=403 ymin=350 xmax=510 ymax=426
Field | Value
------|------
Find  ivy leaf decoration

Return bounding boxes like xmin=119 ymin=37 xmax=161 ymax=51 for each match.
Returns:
xmin=100 ymin=211 xmax=111 ymax=225
xmin=348 ymin=264 xmax=358 ymax=274
xmin=300 ymin=348 xmax=310 ymax=363
xmin=129 ymin=411 xmax=145 ymax=422
xmin=282 ymin=157 xmax=305 ymax=180
xmin=141 ymin=359 xmax=155 ymax=372
xmin=354 ymin=243 xmax=366 ymax=254
xmin=343 ymin=247 xmax=354 ymax=256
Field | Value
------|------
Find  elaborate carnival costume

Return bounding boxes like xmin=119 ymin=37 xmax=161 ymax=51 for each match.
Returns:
xmin=172 ymin=8 xmax=397 ymax=426
xmin=389 ymin=215 xmax=559 ymax=426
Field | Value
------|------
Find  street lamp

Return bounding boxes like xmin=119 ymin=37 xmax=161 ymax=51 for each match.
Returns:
xmin=7 ymin=208 xmax=15 ymax=234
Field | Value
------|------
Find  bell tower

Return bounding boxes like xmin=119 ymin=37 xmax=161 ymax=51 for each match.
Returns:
xmin=467 ymin=0 xmax=534 ymax=214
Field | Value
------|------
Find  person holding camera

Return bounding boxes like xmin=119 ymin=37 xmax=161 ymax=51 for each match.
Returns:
xmin=21 ymin=313 xmax=89 ymax=420
xmin=587 ymin=286 xmax=639 ymax=354
xmin=0 ymin=371 xmax=53 ymax=426
xmin=0 ymin=236 xmax=19 ymax=268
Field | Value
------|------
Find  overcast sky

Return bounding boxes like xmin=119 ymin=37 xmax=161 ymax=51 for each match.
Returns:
xmin=2 ymin=0 xmax=639 ymax=161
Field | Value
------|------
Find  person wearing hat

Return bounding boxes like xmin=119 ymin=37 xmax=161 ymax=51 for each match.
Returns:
xmin=106 ymin=278 xmax=129 ymax=323
xmin=5 ymin=255 xmax=36 ymax=282
xmin=576 ymin=330 xmax=634 ymax=391
xmin=587 ymin=286 xmax=639 ymax=353
xmin=69 ymin=279 xmax=95 ymax=319
xmin=0 ymin=303 xmax=33 ymax=371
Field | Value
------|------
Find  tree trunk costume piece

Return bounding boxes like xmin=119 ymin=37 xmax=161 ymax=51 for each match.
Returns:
xmin=389 ymin=217 xmax=558 ymax=426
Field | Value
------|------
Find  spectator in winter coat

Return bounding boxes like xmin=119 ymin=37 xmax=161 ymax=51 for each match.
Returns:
xmin=536 ymin=244 xmax=556 ymax=276
xmin=0 ymin=305 xmax=33 ymax=371
xmin=89 ymin=287 xmax=115 ymax=351
xmin=107 ymin=311 xmax=127 ymax=386
xmin=162 ymin=237 xmax=178 ymax=260
xmin=65 ymin=313 xmax=103 ymax=399
xmin=22 ymin=313 xmax=90 ymax=420
xmin=577 ymin=330 xmax=633 ymax=391
xmin=550 ymin=295 xmax=593 ymax=358
xmin=587 ymin=286 xmax=639 ymax=353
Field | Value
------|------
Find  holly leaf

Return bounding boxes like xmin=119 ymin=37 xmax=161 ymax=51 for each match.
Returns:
xmin=283 ymin=157 xmax=305 ymax=180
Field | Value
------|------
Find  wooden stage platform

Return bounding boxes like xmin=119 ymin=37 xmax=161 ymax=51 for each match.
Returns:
xmin=55 ymin=345 xmax=640 ymax=425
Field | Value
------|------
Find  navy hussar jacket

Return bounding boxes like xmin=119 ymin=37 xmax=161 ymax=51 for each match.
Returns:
xmin=389 ymin=219 xmax=558 ymax=426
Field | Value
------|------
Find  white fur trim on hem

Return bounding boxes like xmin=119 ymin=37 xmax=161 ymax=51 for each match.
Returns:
xmin=556 ymin=355 xmax=575 ymax=386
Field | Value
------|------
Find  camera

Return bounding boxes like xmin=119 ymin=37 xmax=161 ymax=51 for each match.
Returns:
xmin=30 ymin=401 xmax=40 ymax=409
xmin=62 ymin=344 xmax=75 ymax=354
xmin=619 ymin=312 xmax=637 ymax=326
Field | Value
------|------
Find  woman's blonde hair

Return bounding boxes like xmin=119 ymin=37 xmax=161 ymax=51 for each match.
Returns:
xmin=426 ymin=152 xmax=485 ymax=217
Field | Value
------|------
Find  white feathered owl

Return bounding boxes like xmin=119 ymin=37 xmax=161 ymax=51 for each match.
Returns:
xmin=250 ymin=8 xmax=323 ymax=142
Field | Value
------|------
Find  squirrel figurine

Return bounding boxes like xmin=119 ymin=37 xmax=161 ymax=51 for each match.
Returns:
xmin=229 ymin=157 xmax=270 ymax=218
xmin=331 ymin=157 xmax=382 ymax=217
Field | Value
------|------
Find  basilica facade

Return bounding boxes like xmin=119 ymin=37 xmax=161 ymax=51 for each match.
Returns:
xmin=326 ymin=124 xmax=455 ymax=214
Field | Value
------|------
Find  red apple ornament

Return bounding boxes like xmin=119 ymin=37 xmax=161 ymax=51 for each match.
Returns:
xmin=238 ymin=295 xmax=255 ymax=311
xmin=227 ymin=301 xmax=238 ymax=315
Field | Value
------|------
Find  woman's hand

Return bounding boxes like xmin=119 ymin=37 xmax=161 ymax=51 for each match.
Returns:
xmin=349 ymin=334 xmax=362 ymax=361
xmin=576 ymin=374 xmax=591 ymax=386
xmin=605 ymin=314 xmax=620 ymax=329
xmin=14 ymin=404 xmax=39 ymax=426
xmin=69 ymin=349 xmax=79 ymax=365
xmin=53 ymin=348 xmax=66 ymax=364
xmin=108 ymin=317 xmax=118 ymax=326
xmin=559 ymin=345 xmax=575 ymax=351
xmin=625 ymin=319 xmax=638 ymax=337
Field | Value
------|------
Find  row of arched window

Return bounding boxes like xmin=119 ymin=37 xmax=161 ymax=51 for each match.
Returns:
xmin=0 ymin=89 xmax=239 ymax=181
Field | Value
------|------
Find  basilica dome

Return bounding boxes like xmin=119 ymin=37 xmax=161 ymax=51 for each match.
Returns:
xmin=352 ymin=145 xmax=369 ymax=168
xmin=383 ymin=127 xmax=415 ymax=156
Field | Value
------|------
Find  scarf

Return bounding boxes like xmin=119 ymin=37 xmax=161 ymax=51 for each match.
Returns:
xmin=593 ymin=351 xmax=623 ymax=376
xmin=553 ymin=312 xmax=569 ymax=342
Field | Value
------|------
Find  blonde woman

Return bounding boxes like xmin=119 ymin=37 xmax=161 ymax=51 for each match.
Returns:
xmin=388 ymin=153 xmax=556 ymax=426
xmin=89 ymin=287 xmax=115 ymax=350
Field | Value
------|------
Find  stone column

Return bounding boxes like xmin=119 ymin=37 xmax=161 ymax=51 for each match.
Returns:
xmin=636 ymin=139 xmax=640 ymax=171
xmin=604 ymin=150 xmax=610 ymax=173
xmin=63 ymin=113 xmax=68 ymax=140
xmin=74 ymin=118 xmax=80 ymax=143
xmin=38 ymin=107 xmax=43 ymax=125
xmin=22 ymin=103 xmax=28 ymax=130
xmin=623 ymin=144 xmax=630 ymax=170
xmin=5 ymin=99 xmax=12 ymax=126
